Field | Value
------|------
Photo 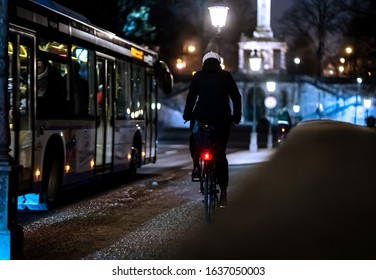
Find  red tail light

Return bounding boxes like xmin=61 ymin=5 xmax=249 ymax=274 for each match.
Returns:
xmin=201 ymin=151 xmax=213 ymax=161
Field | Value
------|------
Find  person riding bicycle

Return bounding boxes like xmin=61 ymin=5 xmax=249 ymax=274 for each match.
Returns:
xmin=183 ymin=51 xmax=242 ymax=207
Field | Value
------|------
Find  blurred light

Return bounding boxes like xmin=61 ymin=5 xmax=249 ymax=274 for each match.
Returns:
xmin=266 ymin=81 xmax=276 ymax=92
xmin=345 ymin=47 xmax=353 ymax=54
xmin=339 ymin=57 xmax=345 ymax=63
xmin=201 ymin=151 xmax=213 ymax=161
xmin=363 ymin=98 xmax=372 ymax=109
xmin=35 ymin=168 xmax=41 ymax=180
xmin=249 ymin=50 xmax=261 ymax=72
xmin=176 ymin=58 xmax=185 ymax=70
xmin=357 ymin=77 xmax=362 ymax=84
xmin=264 ymin=95 xmax=277 ymax=109
xmin=187 ymin=45 xmax=196 ymax=53
xmin=294 ymin=57 xmax=300 ymax=65
xmin=293 ymin=104 xmax=300 ymax=113
xmin=339 ymin=66 xmax=344 ymax=73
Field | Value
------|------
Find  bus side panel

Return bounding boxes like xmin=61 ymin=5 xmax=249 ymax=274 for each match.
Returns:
xmin=112 ymin=121 xmax=140 ymax=172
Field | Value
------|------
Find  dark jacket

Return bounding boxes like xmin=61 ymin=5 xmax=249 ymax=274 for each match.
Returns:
xmin=183 ymin=58 xmax=242 ymax=126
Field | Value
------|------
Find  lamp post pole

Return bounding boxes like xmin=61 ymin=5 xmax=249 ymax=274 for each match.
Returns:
xmin=354 ymin=77 xmax=362 ymax=124
xmin=293 ymin=57 xmax=300 ymax=125
xmin=0 ymin=0 xmax=23 ymax=260
xmin=249 ymin=50 xmax=262 ymax=152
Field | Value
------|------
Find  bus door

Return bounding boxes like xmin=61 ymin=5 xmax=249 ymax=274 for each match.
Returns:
xmin=95 ymin=56 xmax=115 ymax=173
xmin=145 ymin=69 xmax=157 ymax=162
xmin=8 ymin=30 xmax=35 ymax=192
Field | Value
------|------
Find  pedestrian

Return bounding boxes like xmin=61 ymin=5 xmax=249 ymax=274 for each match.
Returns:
xmin=183 ymin=51 xmax=242 ymax=207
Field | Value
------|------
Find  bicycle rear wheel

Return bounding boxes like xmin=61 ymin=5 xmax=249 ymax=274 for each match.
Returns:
xmin=203 ymin=167 xmax=216 ymax=224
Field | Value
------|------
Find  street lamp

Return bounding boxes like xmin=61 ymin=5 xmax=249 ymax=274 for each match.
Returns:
xmin=363 ymin=97 xmax=372 ymax=120
xmin=208 ymin=1 xmax=229 ymax=54
xmin=354 ymin=77 xmax=362 ymax=124
xmin=293 ymin=57 xmax=301 ymax=124
xmin=265 ymin=81 xmax=277 ymax=149
xmin=294 ymin=57 xmax=300 ymax=73
xmin=293 ymin=104 xmax=300 ymax=124
xmin=249 ymin=50 xmax=262 ymax=152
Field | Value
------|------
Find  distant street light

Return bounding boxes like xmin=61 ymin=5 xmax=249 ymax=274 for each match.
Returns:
xmin=293 ymin=104 xmax=300 ymax=113
xmin=294 ymin=57 xmax=300 ymax=72
xmin=293 ymin=57 xmax=301 ymax=124
xmin=354 ymin=77 xmax=362 ymax=124
xmin=208 ymin=1 xmax=229 ymax=54
xmin=249 ymin=50 xmax=262 ymax=152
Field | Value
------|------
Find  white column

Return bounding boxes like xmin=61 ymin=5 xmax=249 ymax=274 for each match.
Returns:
xmin=253 ymin=0 xmax=273 ymax=38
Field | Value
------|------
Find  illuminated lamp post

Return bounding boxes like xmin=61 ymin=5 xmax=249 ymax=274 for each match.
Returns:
xmin=294 ymin=57 xmax=300 ymax=73
xmin=265 ymin=81 xmax=277 ymax=149
xmin=208 ymin=1 xmax=229 ymax=55
xmin=293 ymin=104 xmax=300 ymax=124
xmin=249 ymin=50 xmax=262 ymax=152
xmin=354 ymin=77 xmax=362 ymax=124
xmin=293 ymin=57 xmax=301 ymax=124
xmin=363 ymin=97 xmax=371 ymax=120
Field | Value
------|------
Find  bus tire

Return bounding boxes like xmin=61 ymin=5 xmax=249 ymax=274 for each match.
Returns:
xmin=40 ymin=149 xmax=63 ymax=208
xmin=130 ymin=147 xmax=139 ymax=178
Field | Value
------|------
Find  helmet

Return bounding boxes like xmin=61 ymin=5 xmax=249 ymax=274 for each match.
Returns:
xmin=202 ymin=51 xmax=221 ymax=65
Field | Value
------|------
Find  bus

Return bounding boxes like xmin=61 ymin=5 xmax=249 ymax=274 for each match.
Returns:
xmin=7 ymin=0 xmax=173 ymax=209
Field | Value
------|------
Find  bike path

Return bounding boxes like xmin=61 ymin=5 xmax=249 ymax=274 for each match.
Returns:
xmin=227 ymin=147 xmax=275 ymax=165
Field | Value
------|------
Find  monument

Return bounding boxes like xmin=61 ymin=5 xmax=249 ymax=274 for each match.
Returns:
xmin=238 ymin=0 xmax=287 ymax=73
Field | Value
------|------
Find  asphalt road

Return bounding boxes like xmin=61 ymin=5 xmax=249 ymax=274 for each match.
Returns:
xmin=17 ymin=126 xmax=257 ymax=260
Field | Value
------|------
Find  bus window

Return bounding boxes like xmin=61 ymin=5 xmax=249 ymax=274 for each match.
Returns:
xmin=115 ymin=60 xmax=131 ymax=120
xmin=38 ymin=39 xmax=68 ymax=57
xmin=36 ymin=56 xmax=68 ymax=118
xmin=71 ymin=45 xmax=90 ymax=117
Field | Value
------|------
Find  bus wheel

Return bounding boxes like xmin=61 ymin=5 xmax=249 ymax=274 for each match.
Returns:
xmin=41 ymin=151 xmax=63 ymax=208
xmin=130 ymin=148 xmax=139 ymax=178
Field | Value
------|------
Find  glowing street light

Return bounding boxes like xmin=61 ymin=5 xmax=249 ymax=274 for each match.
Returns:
xmin=208 ymin=1 xmax=229 ymax=54
xmin=363 ymin=97 xmax=372 ymax=119
xmin=208 ymin=2 xmax=229 ymax=31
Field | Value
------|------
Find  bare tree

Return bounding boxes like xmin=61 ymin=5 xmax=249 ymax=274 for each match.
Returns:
xmin=342 ymin=0 xmax=376 ymax=76
xmin=278 ymin=0 xmax=349 ymax=77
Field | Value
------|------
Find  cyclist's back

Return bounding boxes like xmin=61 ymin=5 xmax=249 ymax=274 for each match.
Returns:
xmin=183 ymin=51 xmax=242 ymax=207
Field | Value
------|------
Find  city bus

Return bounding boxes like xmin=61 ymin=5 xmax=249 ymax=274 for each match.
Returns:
xmin=7 ymin=0 xmax=173 ymax=209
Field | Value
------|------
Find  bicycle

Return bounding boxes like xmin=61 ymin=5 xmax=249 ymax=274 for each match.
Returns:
xmin=191 ymin=120 xmax=220 ymax=224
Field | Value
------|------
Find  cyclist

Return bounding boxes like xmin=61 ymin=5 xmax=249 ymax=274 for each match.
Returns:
xmin=183 ymin=51 xmax=242 ymax=207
